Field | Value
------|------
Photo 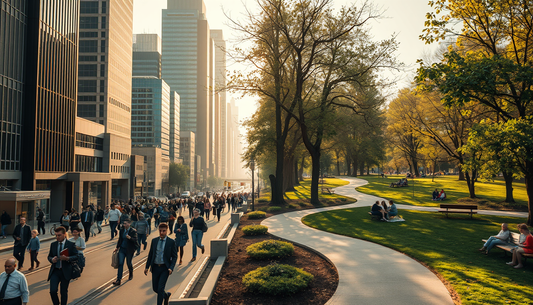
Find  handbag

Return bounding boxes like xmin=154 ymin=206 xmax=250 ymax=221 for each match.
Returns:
xmin=111 ymin=250 xmax=119 ymax=269
xmin=77 ymin=222 xmax=84 ymax=230
xmin=202 ymin=221 xmax=208 ymax=233
xmin=71 ymin=261 xmax=82 ymax=280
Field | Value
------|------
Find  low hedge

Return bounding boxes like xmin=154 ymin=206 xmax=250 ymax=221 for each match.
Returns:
xmin=242 ymin=224 xmax=268 ymax=236
xmin=248 ymin=211 xmax=267 ymax=219
xmin=267 ymin=206 xmax=282 ymax=212
xmin=242 ymin=264 xmax=313 ymax=295
xmin=246 ymin=240 xmax=294 ymax=260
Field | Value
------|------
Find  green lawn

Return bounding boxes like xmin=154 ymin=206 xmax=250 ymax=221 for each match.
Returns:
xmin=302 ymin=208 xmax=533 ymax=304
xmin=356 ymin=175 xmax=528 ymax=210
xmin=258 ymin=178 xmax=350 ymax=202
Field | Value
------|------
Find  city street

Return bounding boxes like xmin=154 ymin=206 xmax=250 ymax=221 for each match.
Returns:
xmin=0 ymin=208 xmax=232 ymax=305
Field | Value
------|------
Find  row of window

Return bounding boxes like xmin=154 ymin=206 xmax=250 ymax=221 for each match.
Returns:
xmin=111 ymin=152 xmax=129 ymax=161
xmin=111 ymin=165 xmax=129 ymax=174
xmin=80 ymin=1 xmax=107 ymax=14
xmin=75 ymin=155 xmax=103 ymax=172
xmin=109 ymin=97 xmax=131 ymax=112
xmin=75 ymin=133 xmax=104 ymax=150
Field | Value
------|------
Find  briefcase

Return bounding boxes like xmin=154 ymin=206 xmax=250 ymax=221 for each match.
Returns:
xmin=111 ymin=250 xmax=119 ymax=269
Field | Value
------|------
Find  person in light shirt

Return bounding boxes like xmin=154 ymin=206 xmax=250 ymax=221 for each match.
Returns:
xmin=107 ymin=204 xmax=122 ymax=240
xmin=479 ymin=223 xmax=510 ymax=254
xmin=0 ymin=257 xmax=29 ymax=305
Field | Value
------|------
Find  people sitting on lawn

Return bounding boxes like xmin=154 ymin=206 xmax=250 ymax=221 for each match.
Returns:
xmin=432 ymin=189 xmax=439 ymax=200
xmin=436 ymin=189 xmax=446 ymax=201
xmin=371 ymin=201 xmax=388 ymax=221
xmin=479 ymin=223 xmax=510 ymax=254
xmin=506 ymin=224 xmax=533 ymax=269
xmin=387 ymin=200 xmax=398 ymax=218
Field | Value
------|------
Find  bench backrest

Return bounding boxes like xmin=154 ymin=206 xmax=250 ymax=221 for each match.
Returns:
xmin=440 ymin=204 xmax=478 ymax=210
xmin=510 ymin=232 xmax=523 ymax=245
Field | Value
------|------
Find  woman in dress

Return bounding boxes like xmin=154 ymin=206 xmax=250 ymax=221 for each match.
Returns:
xmin=174 ymin=216 xmax=188 ymax=265
xmin=69 ymin=227 xmax=86 ymax=272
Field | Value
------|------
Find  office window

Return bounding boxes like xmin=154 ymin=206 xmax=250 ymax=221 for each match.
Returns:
xmin=100 ymin=40 xmax=106 ymax=53
xmin=100 ymin=64 xmax=105 ymax=77
xmin=78 ymin=64 xmax=97 ymax=77
xmin=79 ymin=40 xmax=98 ymax=53
xmin=78 ymin=80 xmax=97 ymax=92
xmin=78 ymin=96 xmax=97 ymax=102
xmin=80 ymin=32 xmax=98 ymax=38
xmin=79 ymin=56 xmax=97 ymax=62
xmin=80 ymin=1 xmax=99 ymax=14
xmin=80 ymin=17 xmax=99 ymax=29
xmin=77 ymin=104 xmax=97 ymax=117
xmin=101 ymin=1 xmax=107 ymax=13
xmin=101 ymin=17 xmax=106 ymax=29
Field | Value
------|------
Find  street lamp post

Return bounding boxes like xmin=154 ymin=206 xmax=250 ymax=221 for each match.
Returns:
xmin=250 ymin=160 xmax=255 ymax=211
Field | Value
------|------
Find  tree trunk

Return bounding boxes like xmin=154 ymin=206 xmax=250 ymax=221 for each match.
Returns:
xmin=336 ymin=158 xmax=341 ymax=176
xmin=526 ymin=174 xmax=533 ymax=226
xmin=412 ymin=158 xmax=420 ymax=177
xmin=458 ymin=170 xmax=465 ymax=181
xmin=310 ymin=151 xmax=321 ymax=206
xmin=299 ymin=157 xmax=305 ymax=181
xmin=269 ymin=174 xmax=277 ymax=206
xmin=284 ymin=155 xmax=296 ymax=192
xmin=465 ymin=171 xmax=477 ymax=198
xmin=294 ymin=158 xmax=300 ymax=186
xmin=359 ymin=161 xmax=365 ymax=176
xmin=503 ymin=171 xmax=515 ymax=203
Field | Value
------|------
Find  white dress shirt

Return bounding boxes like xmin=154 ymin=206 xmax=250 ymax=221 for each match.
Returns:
xmin=0 ymin=270 xmax=29 ymax=303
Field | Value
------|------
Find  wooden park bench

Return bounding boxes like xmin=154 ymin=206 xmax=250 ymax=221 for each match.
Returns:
xmin=438 ymin=204 xmax=478 ymax=219
xmin=321 ymin=187 xmax=335 ymax=195
xmin=482 ymin=232 xmax=533 ymax=261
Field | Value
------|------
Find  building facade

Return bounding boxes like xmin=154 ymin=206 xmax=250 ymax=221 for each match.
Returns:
xmin=133 ymin=34 xmax=161 ymax=78
xmin=78 ymin=0 xmax=134 ymax=200
xmin=169 ymin=91 xmax=180 ymax=163
xmin=131 ymin=147 xmax=168 ymax=196
xmin=179 ymin=131 xmax=195 ymax=190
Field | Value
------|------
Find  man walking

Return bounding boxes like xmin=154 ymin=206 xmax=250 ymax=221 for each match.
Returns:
xmin=0 ymin=258 xmax=30 ymax=305
xmin=36 ymin=208 xmax=45 ymax=235
xmin=48 ymin=226 xmax=78 ymax=305
xmin=108 ymin=204 xmax=121 ymax=240
xmin=12 ymin=218 xmax=31 ymax=270
xmin=80 ymin=206 xmax=94 ymax=241
xmin=95 ymin=207 xmax=104 ymax=234
xmin=112 ymin=220 xmax=138 ymax=286
xmin=144 ymin=223 xmax=177 ymax=305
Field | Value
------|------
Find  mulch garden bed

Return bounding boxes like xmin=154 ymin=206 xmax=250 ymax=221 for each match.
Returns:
xmin=211 ymin=214 xmax=339 ymax=305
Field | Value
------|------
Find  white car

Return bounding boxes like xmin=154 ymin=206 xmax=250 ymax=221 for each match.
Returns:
xmin=181 ymin=191 xmax=191 ymax=198
xmin=197 ymin=192 xmax=205 ymax=197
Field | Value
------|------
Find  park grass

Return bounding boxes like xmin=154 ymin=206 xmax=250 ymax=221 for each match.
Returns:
xmin=356 ymin=175 xmax=528 ymax=210
xmin=302 ymin=207 xmax=533 ymax=305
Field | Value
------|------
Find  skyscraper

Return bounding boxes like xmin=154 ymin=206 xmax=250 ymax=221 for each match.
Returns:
xmin=162 ymin=0 xmax=212 ymax=179
xmin=78 ymin=0 xmax=134 ymax=199
xmin=210 ymin=30 xmax=227 ymax=178
xmin=169 ymin=91 xmax=181 ymax=163
xmin=133 ymin=34 xmax=162 ymax=78
xmin=180 ymin=131 xmax=196 ymax=190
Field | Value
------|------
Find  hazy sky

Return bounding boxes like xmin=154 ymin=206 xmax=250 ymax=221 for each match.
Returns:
xmin=133 ymin=0 xmax=438 ymax=132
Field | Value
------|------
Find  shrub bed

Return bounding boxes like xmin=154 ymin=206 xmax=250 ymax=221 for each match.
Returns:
xmin=242 ymin=224 xmax=268 ymax=236
xmin=246 ymin=240 xmax=294 ymax=260
xmin=248 ymin=211 xmax=267 ymax=219
xmin=267 ymin=206 xmax=282 ymax=212
xmin=242 ymin=264 xmax=313 ymax=295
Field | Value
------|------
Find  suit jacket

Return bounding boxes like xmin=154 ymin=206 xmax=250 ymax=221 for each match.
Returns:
xmin=80 ymin=211 xmax=94 ymax=224
xmin=13 ymin=224 xmax=31 ymax=247
xmin=116 ymin=227 xmax=139 ymax=255
xmin=145 ymin=237 xmax=178 ymax=272
xmin=47 ymin=240 xmax=79 ymax=281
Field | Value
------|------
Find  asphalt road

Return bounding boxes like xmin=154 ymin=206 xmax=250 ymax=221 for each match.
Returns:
xmin=3 ymin=206 xmax=233 ymax=305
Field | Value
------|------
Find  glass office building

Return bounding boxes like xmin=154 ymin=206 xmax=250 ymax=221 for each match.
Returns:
xmin=133 ymin=34 xmax=161 ymax=78
xmin=169 ymin=91 xmax=180 ymax=163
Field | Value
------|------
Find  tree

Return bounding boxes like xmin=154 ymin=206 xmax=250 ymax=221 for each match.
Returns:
xmin=418 ymin=0 xmax=533 ymax=223
xmin=168 ymin=163 xmax=190 ymax=192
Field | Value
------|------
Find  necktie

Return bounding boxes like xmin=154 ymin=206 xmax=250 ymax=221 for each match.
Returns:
xmin=85 ymin=213 xmax=88 ymax=222
xmin=0 ymin=274 xmax=11 ymax=300
xmin=57 ymin=243 xmax=63 ymax=268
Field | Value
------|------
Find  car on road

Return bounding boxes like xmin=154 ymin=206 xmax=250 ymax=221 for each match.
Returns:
xmin=197 ymin=192 xmax=205 ymax=197
xmin=181 ymin=191 xmax=191 ymax=198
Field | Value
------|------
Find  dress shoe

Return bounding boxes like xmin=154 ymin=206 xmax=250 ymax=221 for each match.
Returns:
xmin=129 ymin=273 xmax=133 ymax=280
xmin=112 ymin=280 xmax=121 ymax=286
xmin=201 ymin=246 xmax=205 ymax=254
xmin=28 ymin=267 xmax=34 ymax=271
xmin=164 ymin=292 xmax=171 ymax=305
xmin=36 ymin=262 xmax=40 ymax=268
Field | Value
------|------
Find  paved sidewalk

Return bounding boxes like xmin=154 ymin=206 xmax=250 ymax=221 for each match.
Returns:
xmin=263 ymin=177 xmax=456 ymax=305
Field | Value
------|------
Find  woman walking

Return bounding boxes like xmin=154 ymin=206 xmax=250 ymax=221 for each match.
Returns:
xmin=27 ymin=229 xmax=40 ymax=270
xmin=69 ymin=227 xmax=87 ymax=272
xmin=174 ymin=216 xmax=188 ymax=265
xmin=168 ymin=208 xmax=177 ymax=235
xmin=203 ymin=198 xmax=211 ymax=221
xmin=189 ymin=209 xmax=206 ymax=262
xmin=69 ymin=209 xmax=81 ymax=233
xmin=134 ymin=214 xmax=150 ymax=255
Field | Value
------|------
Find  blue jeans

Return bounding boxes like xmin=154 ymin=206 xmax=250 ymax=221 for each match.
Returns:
xmin=1 ymin=224 xmax=8 ymax=237
xmin=117 ymin=248 xmax=133 ymax=280
xmin=97 ymin=220 xmax=103 ymax=232
xmin=137 ymin=233 xmax=147 ymax=255
xmin=484 ymin=236 xmax=507 ymax=252
xmin=110 ymin=221 xmax=118 ymax=239
xmin=191 ymin=230 xmax=204 ymax=258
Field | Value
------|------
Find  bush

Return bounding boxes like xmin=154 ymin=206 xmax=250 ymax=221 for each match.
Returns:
xmin=267 ymin=206 xmax=282 ymax=212
xmin=298 ymin=202 xmax=307 ymax=207
xmin=248 ymin=211 xmax=267 ymax=219
xmin=243 ymin=264 xmax=313 ymax=295
xmin=242 ymin=224 xmax=268 ymax=236
xmin=288 ymin=204 xmax=298 ymax=209
xmin=246 ymin=240 xmax=294 ymax=260
xmin=341 ymin=198 xmax=347 ymax=202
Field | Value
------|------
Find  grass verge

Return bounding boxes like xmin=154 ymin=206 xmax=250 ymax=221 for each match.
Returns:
xmin=302 ymin=207 xmax=532 ymax=305
xmin=356 ymin=175 xmax=528 ymax=210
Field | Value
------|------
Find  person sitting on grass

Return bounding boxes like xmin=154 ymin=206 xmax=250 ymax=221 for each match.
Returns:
xmin=506 ymin=224 xmax=533 ymax=269
xmin=437 ymin=189 xmax=446 ymax=201
xmin=371 ymin=201 xmax=387 ymax=221
xmin=432 ymin=189 xmax=439 ymax=201
xmin=479 ymin=223 xmax=510 ymax=254
xmin=387 ymin=200 xmax=398 ymax=218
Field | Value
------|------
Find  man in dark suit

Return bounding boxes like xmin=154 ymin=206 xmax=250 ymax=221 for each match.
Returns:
xmin=36 ymin=208 xmax=45 ymax=235
xmin=144 ymin=223 xmax=178 ymax=305
xmin=80 ymin=206 xmax=94 ymax=241
xmin=112 ymin=219 xmax=138 ymax=286
xmin=12 ymin=217 xmax=31 ymax=270
xmin=47 ymin=226 xmax=78 ymax=305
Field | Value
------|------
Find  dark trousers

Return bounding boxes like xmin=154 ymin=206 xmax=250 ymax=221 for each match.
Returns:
xmin=216 ymin=208 xmax=222 ymax=221
xmin=50 ymin=268 xmax=70 ymax=305
xmin=204 ymin=209 xmax=210 ymax=220
xmin=151 ymin=264 xmax=170 ymax=305
xmin=188 ymin=208 xmax=194 ymax=218
xmin=13 ymin=245 xmax=25 ymax=267
xmin=30 ymin=250 xmax=40 ymax=268
xmin=37 ymin=220 xmax=46 ymax=235
xmin=0 ymin=297 xmax=22 ymax=305
xmin=110 ymin=221 xmax=118 ymax=239
xmin=82 ymin=222 xmax=91 ymax=241
xmin=168 ymin=220 xmax=175 ymax=234
xmin=117 ymin=248 xmax=133 ymax=280
xmin=137 ymin=233 xmax=147 ymax=254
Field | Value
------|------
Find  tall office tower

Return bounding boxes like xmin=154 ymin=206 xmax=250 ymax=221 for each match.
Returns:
xmin=78 ymin=0 xmax=134 ymax=199
xmin=132 ymin=34 xmax=162 ymax=78
xmin=210 ymin=30 xmax=227 ymax=178
xmin=0 ymin=0 xmax=81 ymax=228
xmin=180 ymin=131 xmax=196 ymax=190
xmin=169 ymin=91 xmax=181 ymax=163
xmin=214 ymin=93 xmax=221 ymax=177
xmin=131 ymin=77 xmax=171 ymax=158
xmin=163 ymin=0 xmax=212 ymax=181
xmin=227 ymin=98 xmax=241 ymax=178
xmin=208 ymin=37 xmax=216 ymax=177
